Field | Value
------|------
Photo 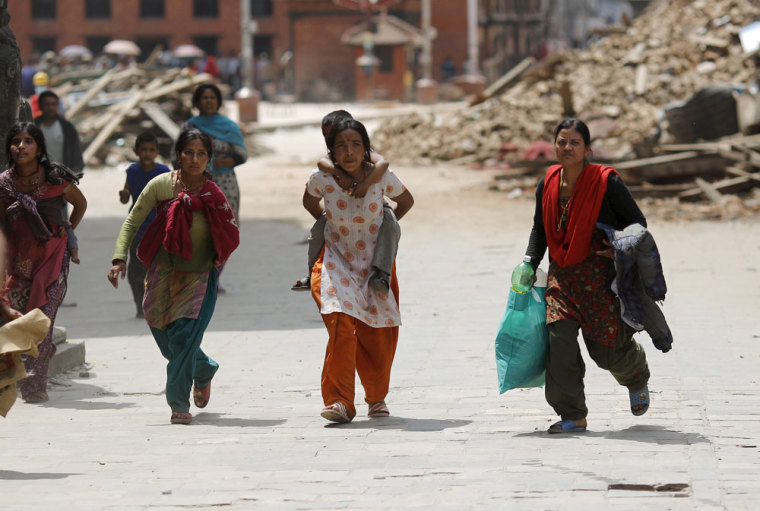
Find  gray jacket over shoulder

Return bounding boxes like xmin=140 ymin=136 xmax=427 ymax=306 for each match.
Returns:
xmin=597 ymin=222 xmax=673 ymax=353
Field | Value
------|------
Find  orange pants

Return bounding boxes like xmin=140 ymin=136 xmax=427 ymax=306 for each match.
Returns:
xmin=311 ymin=251 xmax=399 ymax=420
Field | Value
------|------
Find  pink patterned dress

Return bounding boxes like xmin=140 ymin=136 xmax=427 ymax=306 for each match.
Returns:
xmin=0 ymin=170 xmax=71 ymax=397
xmin=306 ymin=169 xmax=406 ymax=327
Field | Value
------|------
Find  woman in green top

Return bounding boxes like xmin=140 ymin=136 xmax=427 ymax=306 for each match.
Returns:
xmin=107 ymin=129 xmax=239 ymax=425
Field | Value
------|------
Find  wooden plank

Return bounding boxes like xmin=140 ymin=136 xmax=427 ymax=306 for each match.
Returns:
xmin=66 ymin=68 xmax=120 ymax=119
xmin=140 ymin=101 xmax=180 ymax=140
xmin=616 ymin=152 xmax=727 ymax=184
xmin=469 ymin=57 xmax=534 ymax=106
xmin=82 ymin=85 xmax=144 ymax=165
xmin=725 ymin=166 xmax=760 ymax=183
xmin=694 ymin=177 xmax=725 ymax=203
xmin=679 ymin=175 xmax=760 ymax=201
xmin=660 ymin=133 xmax=760 ymax=153
xmin=142 ymin=73 xmax=213 ymax=102
xmin=628 ymin=183 xmax=691 ymax=198
xmin=614 ymin=151 xmax=702 ymax=170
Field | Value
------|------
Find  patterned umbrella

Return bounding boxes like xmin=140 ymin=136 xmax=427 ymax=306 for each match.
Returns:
xmin=333 ymin=0 xmax=401 ymax=11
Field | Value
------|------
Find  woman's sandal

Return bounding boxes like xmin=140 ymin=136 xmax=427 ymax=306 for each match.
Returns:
xmin=23 ymin=391 xmax=49 ymax=404
xmin=291 ymin=276 xmax=311 ymax=292
xmin=170 ymin=412 xmax=192 ymax=425
xmin=320 ymin=402 xmax=351 ymax=423
xmin=367 ymin=401 xmax=390 ymax=418
xmin=193 ymin=383 xmax=211 ymax=409
xmin=547 ymin=419 xmax=587 ymax=434
xmin=630 ymin=388 xmax=650 ymax=416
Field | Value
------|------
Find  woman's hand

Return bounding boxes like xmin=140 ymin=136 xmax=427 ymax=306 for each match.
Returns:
xmin=595 ymin=238 xmax=615 ymax=260
xmin=0 ymin=301 xmax=23 ymax=323
xmin=70 ymin=248 xmax=80 ymax=264
xmin=107 ymin=260 xmax=127 ymax=288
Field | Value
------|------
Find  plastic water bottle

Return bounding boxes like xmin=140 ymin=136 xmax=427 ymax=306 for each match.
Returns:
xmin=510 ymin=255 xmax=534 ymax=311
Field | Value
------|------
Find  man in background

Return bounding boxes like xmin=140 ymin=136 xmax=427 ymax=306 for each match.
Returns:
xmin=33 ymin=90 xmax=84 ymax=174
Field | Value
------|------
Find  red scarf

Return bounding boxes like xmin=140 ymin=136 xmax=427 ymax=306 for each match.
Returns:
xmin=542 ymin=163 xmax=617 ymax=267
xmin=138 ymin=180 xmax=239 ymax=267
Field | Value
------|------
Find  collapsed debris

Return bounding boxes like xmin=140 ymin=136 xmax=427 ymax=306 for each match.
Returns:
xmin=52 ymin=68 xmax=262 ymax=167
xmin=372 ymin=0 xmax=760 ymax=218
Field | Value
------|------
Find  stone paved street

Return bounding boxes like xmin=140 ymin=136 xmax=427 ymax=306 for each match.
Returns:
xmin=1 ymin=105 xmax=759 ymax=510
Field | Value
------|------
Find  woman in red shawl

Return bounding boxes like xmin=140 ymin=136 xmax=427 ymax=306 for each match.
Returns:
xmin=0 ymin=122 xmax=87 ymax=404
xmin=523 ymin=119 xmax=651 ymax=433
xmin=108 ymin=128 xmax=239 ymax=425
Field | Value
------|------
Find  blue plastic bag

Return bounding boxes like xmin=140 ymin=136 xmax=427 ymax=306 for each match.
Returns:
xmin=494 ymin=284 xmax=549 ymax=393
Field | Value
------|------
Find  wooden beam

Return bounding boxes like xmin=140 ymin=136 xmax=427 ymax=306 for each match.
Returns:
xmin=66 ymin=68 xmax=120 ymax=119
xmin=469 ymin=57 xmax=534 ymax=106
xmin=140 ymin=101 xmax=180 ymax=140
xmin=82 ymin=85 xmax=144 ymax=165
xmin=725 ymin=166 xmax=760 ymax=183
xmin=679 ymin=175 xmax=760 ymax=201
xmin=693 ymin=177 xmax=726 ymax=204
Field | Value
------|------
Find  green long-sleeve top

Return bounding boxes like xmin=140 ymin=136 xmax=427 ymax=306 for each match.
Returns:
xmin=112 ymin=172 xmax=215 ymax=272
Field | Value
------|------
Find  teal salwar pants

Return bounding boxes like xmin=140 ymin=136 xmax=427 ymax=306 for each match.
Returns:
xmin=150 ymin=269 xmax=219 ymax=413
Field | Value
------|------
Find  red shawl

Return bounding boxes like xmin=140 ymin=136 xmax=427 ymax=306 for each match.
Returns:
xmin=137 ymin=180 xmax=239 ymax=267
xmin=542 ymin=163 xmax=617 ymax=267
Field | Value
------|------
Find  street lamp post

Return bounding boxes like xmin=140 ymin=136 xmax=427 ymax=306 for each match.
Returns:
xmin=415 ymin=0 xmax=438 ymax=104
xmin=235 ymin=0 xmax=260 ymax=122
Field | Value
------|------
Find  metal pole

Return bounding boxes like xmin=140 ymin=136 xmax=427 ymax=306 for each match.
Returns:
xmin=240 ymin=0 xmax=254 ymax=89
xmin=421 ymin=0 xmax=432 ymax=80
xmin=466 ymin=0 xmax=480 ymax=74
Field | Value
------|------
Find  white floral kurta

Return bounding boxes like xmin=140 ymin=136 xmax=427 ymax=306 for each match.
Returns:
xmin=306 ymin=169 xmax=406 ymax=327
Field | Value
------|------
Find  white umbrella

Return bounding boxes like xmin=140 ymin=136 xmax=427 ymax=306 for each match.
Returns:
xmin=103 ymin=40 xmax=141 ymax=56
xmin=173 ymin=44 xmax=205 ymax=59
xmin=60 ymin=45 xmax=92 ymax=58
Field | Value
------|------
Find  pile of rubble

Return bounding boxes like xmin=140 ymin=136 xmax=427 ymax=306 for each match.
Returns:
xmin=49 ymin=67 xmax=262 ymax=167
xmin=376 ymin=0 xmax=759 ymax=162
xmin=372 ymin=0 xmax=760 ymax=218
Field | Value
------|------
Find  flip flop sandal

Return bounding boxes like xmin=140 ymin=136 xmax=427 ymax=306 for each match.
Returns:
xmin=630 ymin=388 xmax=650 ymax=416
xmin=193 ymin=383 xmax=211 ymax=409
xmin=291 ymin=276 xmax=311 ymax=291
xmin=547 ymin=419 xmax=587 ymax=434
xmin=320 ymin=402 xmax=351 ymax=423
xmin=368 ymin=401 xmax=390 ymax=418
xmin=170 ymin=412 xmax=192 ymax=425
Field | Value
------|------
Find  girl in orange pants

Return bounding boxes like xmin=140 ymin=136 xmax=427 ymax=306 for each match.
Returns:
xmin=311 ymin=254 xmax=399 ymax=422
xmin=302 ymin=117 xmax=414 ymax=423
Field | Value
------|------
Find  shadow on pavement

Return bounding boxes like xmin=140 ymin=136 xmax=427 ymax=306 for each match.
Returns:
xmin=515 ymin=424 xmax=710 ymax=444
xmin=191 ymin=412 xmax=287 ymax=428
xmin=325 ymin=417 xmax=471 ymax=431
xmin=43 ymin=381 xmax=138 ymax=411
xmin=0 ymin=470 xmax=81 ymax=480
xmin=58 ymin=217 xmax=321 ymax=339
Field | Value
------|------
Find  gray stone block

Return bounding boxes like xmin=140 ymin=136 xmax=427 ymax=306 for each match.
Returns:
xmin=47 ymin=325 xmax=86 ymax=376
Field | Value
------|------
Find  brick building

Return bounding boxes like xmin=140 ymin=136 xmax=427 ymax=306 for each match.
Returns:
xmin=8 ymin=0 xmax=553 ymax=101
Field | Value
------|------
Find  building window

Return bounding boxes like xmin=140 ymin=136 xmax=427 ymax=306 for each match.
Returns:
xmin=192 ymin=36 xmax=219 ymax=57
xmin=31 ymin=0 xmax=56 ymax=19
xmin=252 ymin=35 xmax=272 ymax=59
xmin=251 ymin=0 xmax=272 ymax=17
xmin=31 ymin=36 xmax=57 ymax=54
xmin=374 ymin=46 xmax=394 ymax=73
xmin=86 ymin=36 xmax=110 ymax=55
xmin=85 ymin=0 xmax=111 ymax=19
xmin=140 ymin=0 xmax=165 ymax=18
xmin=193 ymin=0 xmax=219 ymax=18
